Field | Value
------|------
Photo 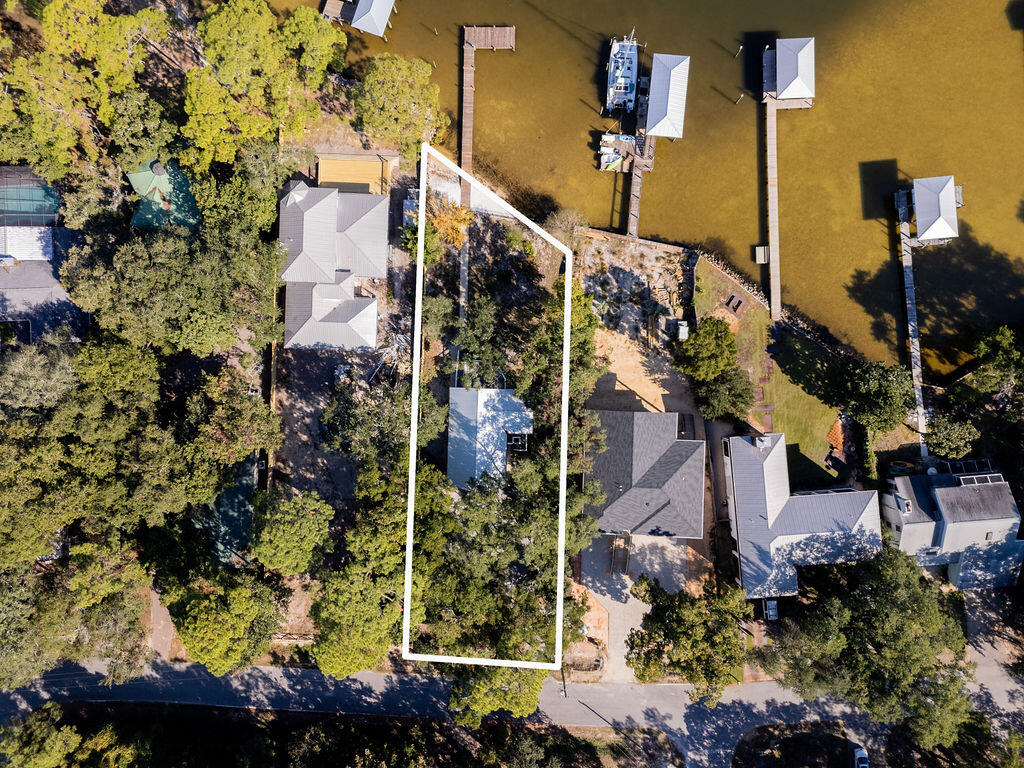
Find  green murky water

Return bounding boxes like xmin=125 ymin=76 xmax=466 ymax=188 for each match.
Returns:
xmin=281 ymin=0 xmax=1024 ymax=372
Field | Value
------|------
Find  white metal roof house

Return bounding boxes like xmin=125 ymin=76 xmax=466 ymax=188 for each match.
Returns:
xmin=351 ymin=0 xmax=394 ymax=37
xmin=882 ymin=469 xmax=1024 ymax=589
xmin=645 ymin=53 xmax=690 ymax=139
xmin=912 ymin=175 xmax=960 ymax=243
xmin=447 ymin=387 xmax=533 ymax=489
xmin=586 ymin=410 xmax=704 ymax=539
xmin=775 ymin=37 xmax=815 ymax=100
xmin=724 ymin=433 xmax=882 ymax=599
xmin=278 ymin=180 xmax=388 ymax=349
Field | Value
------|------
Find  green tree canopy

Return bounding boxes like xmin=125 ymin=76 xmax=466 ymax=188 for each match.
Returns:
xmin=279 ymin=6 xmax=347 ymax=90
xmin=0 ymin=0 xmax=167 ymax=180
xmin=104 ymin=87 xmax=176 ymax=172
xmin=755 ymin=545 xmax=973 ymax=749
xmin=844 ymin=359 xmax=914 ymax=434
xmin=182 ymin=368 xmax=282 ymax=503
xmin=62 ymin=226 xmax=238 ymax=357
xmin=0 ymin=703 xmax=81 ymax=768
xmin=350 ymin=54 xmax=448 ymax=159
xmin=250 ymin=490 xmax=334 ymax=576
xmin=926 ymin=413 xmax=980 ymax=459
xmin=692 ymin=364 xmax=754 ymax=421
xmin=0 ymin=339 xmax=185 ymax=566
xmin=183 ymin=0 xmax=334 ymax=170
xmin=675 ymin=317 xmax=737 ymax=382
xmin=448 ymin=667 xmax=547 ymax=729
xmin=191 ymin=142 xmax=313 ymax=234
xmin=626 ymin=576 xmax=751 ymax=704
xmin=63 ymin=222 xmax=283 ymax=357
xmin=174 ymin=572 xmax=280 ymax=676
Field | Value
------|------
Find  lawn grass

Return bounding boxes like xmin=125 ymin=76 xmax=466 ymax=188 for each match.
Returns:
xmin=695 ymin=259 xmax=838 ymax=485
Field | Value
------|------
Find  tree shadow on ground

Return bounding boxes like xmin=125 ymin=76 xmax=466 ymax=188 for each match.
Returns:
xmin=846 ymin=221 xmax=1024 ymax=377
xmin=885 ymin=711 xmax=1001 ymax=768
xmin=768 ymin=330 xmax=842 ymax=411
xmin=732 ymin=721 xmax=851 ymax=768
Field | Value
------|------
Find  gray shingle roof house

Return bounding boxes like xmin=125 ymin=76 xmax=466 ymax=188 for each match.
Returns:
xmin=447 ymin=387 xmax=533 ymax=490
xmin=279 ymin=181 xmax=388 ymax=349
xmin=882 ymin=470 xmax=1024 ymax=589
xmin=724 ymin=433 xmax=881 ymax=599
xmin=0 ymin=168 xmax=84 ymax=339
xmin=586 ymin=411 xmax=705 ymax=539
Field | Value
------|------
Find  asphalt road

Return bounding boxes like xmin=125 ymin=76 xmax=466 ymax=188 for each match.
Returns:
xmin=0 ymin=660 xmax=890 ymax=768
xmin=0 ymin=589 xmax=1017 ymax=767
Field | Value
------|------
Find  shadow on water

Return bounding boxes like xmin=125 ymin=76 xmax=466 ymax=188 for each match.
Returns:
xmin=1007 ymin=0 xmax=1024 ymax=31
xmin=857 ymin=159 xmax=899 ymax=221
xmin=473 ymin=152 xmax=558 ymax=223
xmin=853 ymin=159 xmax=906 ymax=362
xmin=846 ymin=221 xmax=1024 ymax=377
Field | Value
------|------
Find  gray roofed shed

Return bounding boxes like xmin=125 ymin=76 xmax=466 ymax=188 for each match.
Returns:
xmin=775 ymin=37 xmax=815 ymax=99
xmin=586 ymin=411 xmax=704 ymax=538
xmin=0 ymin=228 xmax=85 ymax=339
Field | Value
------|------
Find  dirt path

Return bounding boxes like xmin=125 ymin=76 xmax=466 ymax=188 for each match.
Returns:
xmin=588 ymin=328 xmax=699 ymax=416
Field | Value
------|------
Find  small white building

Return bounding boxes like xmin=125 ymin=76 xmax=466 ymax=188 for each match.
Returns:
xmin=645 ymin=53 xmax=690 ymax=139
xmin=351 ymin=0 xmax=394 ymax=38
xmin=912 ymin=175 xmax=960 ymax=243
xmin=775 ymin=37 xmax=815 ymax=100
xmin=446 ymin=387 xmax=533 ymax=489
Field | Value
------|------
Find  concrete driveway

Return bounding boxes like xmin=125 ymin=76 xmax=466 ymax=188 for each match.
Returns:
xmin=964 ymin=589 xmax=1024 ymax=732
xmin=581 ymin=534 xmax=687 ymax=684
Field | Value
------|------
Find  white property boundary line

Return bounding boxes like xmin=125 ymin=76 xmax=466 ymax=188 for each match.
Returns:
xmin=401 ymin=143 xmax=573 ymax=670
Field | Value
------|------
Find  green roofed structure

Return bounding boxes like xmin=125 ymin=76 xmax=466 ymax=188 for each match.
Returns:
xmin=126 ymin=158 xmax=200 ymax=230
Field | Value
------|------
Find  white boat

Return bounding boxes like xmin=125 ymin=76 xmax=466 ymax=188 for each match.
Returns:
xmin=606 ymin=29 xmax=638 ymax=113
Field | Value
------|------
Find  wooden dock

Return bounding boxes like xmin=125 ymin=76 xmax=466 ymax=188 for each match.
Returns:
xmin=761 ymin=95 xmax=812 ymax=321
xmin=764 ymin=99 xmax=782 ymax=320
xmin=626 ymin=134 xmax=656 ymax=238
xmin=898 ymin=219 xmax=929 ymax=458
xmin=460 ymin=26 xmax=515 ymax=206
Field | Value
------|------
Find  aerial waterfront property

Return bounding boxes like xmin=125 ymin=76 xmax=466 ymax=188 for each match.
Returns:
xmin=4 ymin=0 xmax=1024 ymax=764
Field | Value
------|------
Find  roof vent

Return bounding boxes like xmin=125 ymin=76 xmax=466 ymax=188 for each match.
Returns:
xmin=755 ymin=436 xmax=771 ymax=449
xmin=151 ymin=161 xmax=166 ymax=176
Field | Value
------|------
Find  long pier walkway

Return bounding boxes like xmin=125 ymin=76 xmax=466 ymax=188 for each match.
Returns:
xmin=460 ymin=26 xmax=515 ymax=206
xmin=898 ymin=220 xmax=929 ymax=458
xmin=625 ymin=88 xmax=657 ymax=238
xmin=626 ymin=134 xmax=656 ymax=238
xmin=764 ymin=100 xmax=782 ymax=319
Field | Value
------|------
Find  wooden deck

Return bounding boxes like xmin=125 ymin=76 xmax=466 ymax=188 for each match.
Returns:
xmin=460 ymin=26 xmax=515 ymax=206
xmin=898 ymin=220 xmax=929 ymax=458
